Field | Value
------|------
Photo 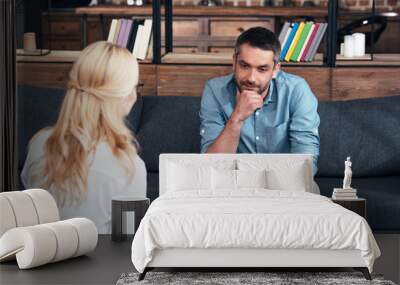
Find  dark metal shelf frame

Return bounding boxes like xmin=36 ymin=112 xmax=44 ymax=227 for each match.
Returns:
xmin=74 ymin=0 xmax=378 ymax=67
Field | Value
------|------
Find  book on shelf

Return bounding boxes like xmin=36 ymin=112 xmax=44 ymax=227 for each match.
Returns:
xmin=137 ymin=19 xmax=153 ymax=60
xmin=298 ymin=23 xmax=315 ymax=61
xmin=146 ymin=35 xmax=153 ymax=61
xmin=132 ymin=24 xmax=144 ymax=56
xmin=333 ymin=188 xmax=357 ymax=194
xmin=121 ymin=19 xmax=133 ymax=48
xmin=332 ymin=195 xmax=359 ymax=200
xmin=306 ymin=23 xmax=327 ymax=61
xmin=113 ymin=19 xmax=122 ymax=44
xmin=285 ymin=22 xmax=304 ymax=61
xmin=278 ymin=21 xmax=327 ymax=62
xmin=278 ymin=22 xmax=290 ymax=45
xmin=280 ymin=22 xmax=298 ymax=61
xmin=332 ymin=188 xmax=358 ymax=199
xmin=116 ymin=19 xmax=127 ymax=47
xmin=127 ymin=19 xmax=145 ymax=52
xmin=300 ymin=22 xmax=319 ymax=62
xmin=279 ymin=23 xmax=292 ymax=58
xmin=107 ymin=19 xmax=118 ymax=43
xmin=106 ymin=17 xmax=153 ymax=61
xmin=291 ymin=21 xmax=313 ymax=62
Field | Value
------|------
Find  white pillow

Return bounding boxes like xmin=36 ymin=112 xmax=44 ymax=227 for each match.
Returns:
xmin=167 ymin=162 xmax=211 ymax=191
xmin=237 ymin=158 xmax=312 ymax=192
xmin=265 ymin=163 xmax=309 ymax=192
xmin=211 ymin=169 xmax=268 ymax=190
xmin=236 ymin=169 xmax=267 ymax=189
xmin=211 ymin=168 xmax=236 ymax=190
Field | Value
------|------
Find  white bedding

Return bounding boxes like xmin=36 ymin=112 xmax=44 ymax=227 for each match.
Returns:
xmin=131 ymin=190 xmax=380 ymax=273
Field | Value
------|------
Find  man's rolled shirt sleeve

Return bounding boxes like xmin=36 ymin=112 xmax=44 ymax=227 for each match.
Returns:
xmin=199 ymin=82 xmax=226 ymax=153
xmin=289 ymin=79 xmax=320 ymax=175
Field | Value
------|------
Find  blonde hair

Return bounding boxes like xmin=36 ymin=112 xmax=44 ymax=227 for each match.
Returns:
xmin=33 ymin=41 xmax=139 ymax=206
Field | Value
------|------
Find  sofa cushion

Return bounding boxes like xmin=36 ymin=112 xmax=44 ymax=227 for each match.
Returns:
xmin=316 ymin=176 xmax=400 ymax=231
xmin=17 ymin=85 xmax=400 ymax=231
xmin=318 ymin=96 xmax=400 ymax=177
xmin=17 ymin=85 xmax=64 ymax=171
xmin=136 ymin=96 xmax=201 ymax=172
xmin=147 ymin=172 xmax=159 ymax=201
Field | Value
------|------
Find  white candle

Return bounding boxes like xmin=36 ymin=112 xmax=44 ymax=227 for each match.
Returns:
xmin=352 ymin=33 xmax=366 ymax=57
xmin=344 ymin=35 xmax=354 ymax=58
xmin=340 ymin=43 xmax=344 ymax=56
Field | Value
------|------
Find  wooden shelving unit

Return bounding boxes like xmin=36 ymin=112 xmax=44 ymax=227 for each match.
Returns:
xmin=335 ymin=54 xmax=400 ymax=66
xmin=161 ymin=52 xmax=325 ymax=66
xmin=75 ymin=4 xmax=330 ymax=64
xmin=73 ymin=1 xmax=399 ymax=67
xmin=75 ymin=6 xmax=328 ymax=17
xmin=17 ymin=50 xmax=400 ymax=66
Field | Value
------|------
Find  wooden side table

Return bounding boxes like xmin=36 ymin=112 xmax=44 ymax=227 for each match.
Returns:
xmin=331 ymin=198 xmax=366 ymax=219
xmin=112 ymin=197 xmax=150 ymax=242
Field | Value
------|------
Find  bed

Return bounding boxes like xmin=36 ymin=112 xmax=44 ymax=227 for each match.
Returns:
xmin=131 ymin=154 xmax=380 ymax=280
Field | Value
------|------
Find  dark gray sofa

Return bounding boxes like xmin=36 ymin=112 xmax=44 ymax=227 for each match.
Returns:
xmin=18 ymin=85 xmax=400 ymax=232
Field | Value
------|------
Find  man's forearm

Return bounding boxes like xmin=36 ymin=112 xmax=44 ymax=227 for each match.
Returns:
xmin=206 ymin=114 xmax=243 ymax=153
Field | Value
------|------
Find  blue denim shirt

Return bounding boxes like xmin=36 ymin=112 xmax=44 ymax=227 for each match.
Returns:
xmin=199 ymin=71 xmax=320 ymax=175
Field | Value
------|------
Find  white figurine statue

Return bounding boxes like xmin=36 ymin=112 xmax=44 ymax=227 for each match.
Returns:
xmin=342 ymin=156 xmax=353 ymax=189
xmin=88 ymin=0 xmax=98 ymax=6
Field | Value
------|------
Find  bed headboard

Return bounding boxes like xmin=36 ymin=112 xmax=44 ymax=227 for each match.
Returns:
xmin=159 ymin=154 xmax=313 ymax=196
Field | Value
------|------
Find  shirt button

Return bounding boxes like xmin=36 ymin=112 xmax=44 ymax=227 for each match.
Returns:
xmin=256 ymin=136 xmax=260 ymax=140
xmin=255 ymin=111 xmax=259 ymax=116
xmin=201 ymin=129 xmax=205 ymax=134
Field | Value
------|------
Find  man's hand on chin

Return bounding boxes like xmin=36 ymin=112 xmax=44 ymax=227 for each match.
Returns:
xmin=232 ymin=89 xmax=263 ymax=123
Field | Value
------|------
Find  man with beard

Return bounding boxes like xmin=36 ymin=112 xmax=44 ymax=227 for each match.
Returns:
xmin=199 ymin=27 xmax=320 ymax=180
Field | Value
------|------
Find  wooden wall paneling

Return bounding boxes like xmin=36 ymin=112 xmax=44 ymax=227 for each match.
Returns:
xmin=17 ymin=62 xmax=156 ymax=95
xmin=17 ymin=63 xmax=72 ymax=89
xmin=87 ymin=16 xmax=102 ymax=45
xmin=47 ymin=40 xmax=81 ymax=51
xmin=373 ymin=19 xmax=400 ymax=53
xmin=17 ymin=60 xmax=400 ymax=100
xmin=157 ymin=65 xmax=232 ymax=96
xmin=209 ymin=17 xmax=275 ymax=37
xmin=199 ymin=18 xmax=209 ymax=53
xmin=164 ymin=47 xmax=199 ymax=53
xmin=161 ymin=18 xmax=199 ymax=37
xmin=331 ymin=68 xmax=400 ymax=101
xmin=50 ymin=20 xmax=80 ymax=36
xmin=284 ymin=67 xmax=332 ymax=101
xmin=42 ymin=12 xmax=82 ymax=50
xmin=156 ymin=65 xmax=332 ymax=99
xmin=209 ymin=47 xmax=234 ymax=53
xmin=139 ymin=64 xmax=157 ymax=96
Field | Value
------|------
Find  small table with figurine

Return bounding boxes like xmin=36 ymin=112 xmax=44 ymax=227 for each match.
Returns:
xmin=331 ymin=197 xmax=367 ymax=219
xmin=331 ymin=157 xmax=367 ymax=219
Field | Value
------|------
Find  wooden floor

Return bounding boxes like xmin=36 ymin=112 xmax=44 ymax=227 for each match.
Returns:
xmin=1 ymin=234 xmax=398 ymax=285
xmin=0 ymin=235 xmax=133 ymax=285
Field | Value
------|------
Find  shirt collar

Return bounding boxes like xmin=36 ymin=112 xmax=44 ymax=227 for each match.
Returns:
xmin=264 ymin=80 xmax=275 ymax=105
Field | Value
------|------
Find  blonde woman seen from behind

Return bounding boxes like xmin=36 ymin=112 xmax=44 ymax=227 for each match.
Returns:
xmin=21 ymin=41 xmax=147 ymax=234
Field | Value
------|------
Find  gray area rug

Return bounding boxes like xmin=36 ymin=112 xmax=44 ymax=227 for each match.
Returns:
xmin=116 ymin=271 xmax=396 ymax=285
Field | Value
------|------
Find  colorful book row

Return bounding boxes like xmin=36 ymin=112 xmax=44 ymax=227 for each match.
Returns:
xmin=278 ymin=21 xmax=328 ymax=62
xmin=107 ymin=18 xmax=153 ymax=60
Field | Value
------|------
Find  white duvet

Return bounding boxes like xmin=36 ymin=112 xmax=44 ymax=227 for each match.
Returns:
xmin=131 ymin=190 xmax=380 ymax=273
